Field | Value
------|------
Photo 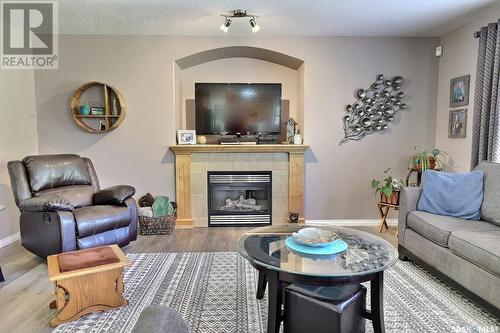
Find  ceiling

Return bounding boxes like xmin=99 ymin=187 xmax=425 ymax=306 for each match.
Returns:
xmin=58 ymin=0 xmax=500 ymax=37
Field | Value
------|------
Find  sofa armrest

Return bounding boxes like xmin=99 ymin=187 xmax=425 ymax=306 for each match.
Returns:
xmin=398 ymin=186 xmax=423 ymax=245
xmin=124 ymin=196 xmax=138 ymax=241
xmin=94 ymin=185 xmax=136 ymax=206
xmin=19 ymin=195 xmax=74 ymax=212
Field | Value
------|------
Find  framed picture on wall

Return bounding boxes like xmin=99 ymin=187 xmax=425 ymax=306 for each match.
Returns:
xmin=177 ymin=130 xmax=197 ymax=145
xmin=448 ymin=109 xmax=467 ymax=138
xmin=449 ymin=75 xmax=470 ymax=107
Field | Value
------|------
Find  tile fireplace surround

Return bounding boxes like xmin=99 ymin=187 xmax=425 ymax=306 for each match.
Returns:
xmin=169 ymin=144 xmax=308 ymax=227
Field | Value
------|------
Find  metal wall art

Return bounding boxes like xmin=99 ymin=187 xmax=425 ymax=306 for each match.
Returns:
xmin=340 ymin=74 xmax=407 ymax=144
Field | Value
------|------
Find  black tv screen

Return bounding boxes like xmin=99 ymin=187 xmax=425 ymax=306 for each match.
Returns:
xmin=195 ymin=83 xmax=282 ymax=135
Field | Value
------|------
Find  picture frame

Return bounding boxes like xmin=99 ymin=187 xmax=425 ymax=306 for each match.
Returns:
xmin=448 ymin=109 xmax=467 ymax=138
xmin=449 ymin=75 xmax=470 ymax=107
xmin=177 ymin=130 xmax=197 ymax=145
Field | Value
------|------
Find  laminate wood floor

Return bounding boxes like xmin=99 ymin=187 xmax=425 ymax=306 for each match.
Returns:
xmin=0 ymin=226 xmax=396 ymax=333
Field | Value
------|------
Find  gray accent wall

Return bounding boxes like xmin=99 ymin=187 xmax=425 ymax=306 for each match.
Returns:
xmin=435 ymin=6 xmax=500 ymax=172
xmin=33 ymin=35 xmax=439 ymax=220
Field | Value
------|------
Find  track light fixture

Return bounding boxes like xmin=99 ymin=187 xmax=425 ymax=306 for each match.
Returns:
xmin=249 ymin=18 xmax=260 ymax=33
xmin=220 ymin=18 xmax=232 ymax=33
xmin=220 ymin=10 xmax=260 ymax=33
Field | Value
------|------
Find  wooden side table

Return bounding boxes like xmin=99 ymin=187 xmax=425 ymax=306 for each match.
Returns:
xmin=377 ymin=202 xmax=399 ymax=237
xmin=47 ymin=244 xmax=129 ymax=327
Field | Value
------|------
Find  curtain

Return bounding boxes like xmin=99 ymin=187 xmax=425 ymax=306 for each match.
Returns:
xmin=471 ymin=20 xmax=500 ymax=169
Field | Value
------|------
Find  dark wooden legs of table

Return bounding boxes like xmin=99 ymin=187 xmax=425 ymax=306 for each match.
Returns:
xmin=256 ymin=271 xmax=267 ymax=300
xmin=266 ymin=270 xmax=283 ymax=333
xmin=260 ymin=270 xmax=386 ymax=333
xmin=370 ymin=272 xmax=385 ymax=333
xmin=0 ymin=266 xmax=4 ymax=282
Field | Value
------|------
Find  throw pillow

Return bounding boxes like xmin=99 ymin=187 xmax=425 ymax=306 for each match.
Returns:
xmin=417 ymin=170 xmax=484 ymax=220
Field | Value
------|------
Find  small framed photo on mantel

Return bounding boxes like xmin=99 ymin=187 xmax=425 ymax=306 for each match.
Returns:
xmin=449 ymin=75 xmax=470 ymax=107
xmin=448 ymin=109 xmax=467 ymax=138
xmin=177 ymin=130 xmax=197 ymax=145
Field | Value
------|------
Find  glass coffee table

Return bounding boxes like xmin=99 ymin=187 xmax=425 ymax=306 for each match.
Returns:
xmin=238 ymin=225 xmax=398 ymax=333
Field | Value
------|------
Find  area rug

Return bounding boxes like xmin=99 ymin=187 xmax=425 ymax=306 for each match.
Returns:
xmin=53 ymin=252 xmax=499 ymax=333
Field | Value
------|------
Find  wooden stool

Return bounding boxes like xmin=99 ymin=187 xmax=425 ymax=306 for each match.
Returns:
xmin=47 ymin=244 xmax=129 ymax=327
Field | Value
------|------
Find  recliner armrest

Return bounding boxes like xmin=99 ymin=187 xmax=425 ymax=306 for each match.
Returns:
xmin=398 ymin=186 xmax=423 ymax=245
xmin=94 ymin=185 xmax=136 ymax=205
xmin=19 ymin=195 xmax=74 ymax=212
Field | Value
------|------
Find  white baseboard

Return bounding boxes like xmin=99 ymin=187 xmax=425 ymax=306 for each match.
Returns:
xmin=0 ymin=232 xmax=20 ymax=248
xmin=305 ymin=219 xmax=398 ymax=227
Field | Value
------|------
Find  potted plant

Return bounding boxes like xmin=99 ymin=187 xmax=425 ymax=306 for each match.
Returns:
xmin=408 ymin=146 xmax=447 ymax=172
xmin=371 ymin=168 xmax=405 ymax=205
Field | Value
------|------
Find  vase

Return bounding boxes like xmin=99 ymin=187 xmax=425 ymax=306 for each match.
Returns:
xmin=79 ymin=105 xmax=90 ymax=115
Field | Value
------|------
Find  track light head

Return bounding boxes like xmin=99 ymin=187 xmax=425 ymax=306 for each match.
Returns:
xmin=220 ymin=18 xmax=231 ymax=32
xmin=249 ymin=18 xmax=260 ymax=33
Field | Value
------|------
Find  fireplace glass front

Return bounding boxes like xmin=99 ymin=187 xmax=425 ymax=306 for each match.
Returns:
xmin=208 ymin=171 xmax=272 ymax=226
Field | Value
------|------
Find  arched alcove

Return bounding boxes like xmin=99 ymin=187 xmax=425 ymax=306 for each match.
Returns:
xmin=173 ymin=46 xmax=305 ymax=139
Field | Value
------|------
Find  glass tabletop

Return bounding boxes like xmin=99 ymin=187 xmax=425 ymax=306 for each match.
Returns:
xmin=238 ymin=224 xmax=398 ymax=278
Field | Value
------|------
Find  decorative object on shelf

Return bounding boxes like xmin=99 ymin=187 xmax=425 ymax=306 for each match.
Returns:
xmin=448 ymin=109 xmax=467 ymax=138
xmin=293 ymin=128 xmax=303 ymax=145
xmin=449 ymin=75 xmax=470 ymax=107
xmin=340 ymin=74 xmax=407 ymax=143
xmin=220 ymin=9 xmax=259 ymax=33
xmin=196 ymin=135 xmax=207 ymax=144
xmin=177 ymin=130 xmax=196 ymax=145
xmin=78 ymin=103 xmax=90 ymax=115
xmin=70 ymin=81 xmax=126 ymax=133
xmin=289 ymin=212 xmax=299 ymax=223
xmin=90 ymin=106 xmax=105 ymax=115
xmin=286 ymin=117 xmax=298 ymax=144
xmin=371 ymin=169 xmax=404 ymax=234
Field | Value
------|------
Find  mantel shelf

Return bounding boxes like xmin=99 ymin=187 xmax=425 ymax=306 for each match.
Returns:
xmin=169 ymin=144 xmax=309 ymax=154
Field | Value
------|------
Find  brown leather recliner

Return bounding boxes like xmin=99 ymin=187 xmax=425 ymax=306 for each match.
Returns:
xmin=8 ymin=154 xmax=138 ymax=258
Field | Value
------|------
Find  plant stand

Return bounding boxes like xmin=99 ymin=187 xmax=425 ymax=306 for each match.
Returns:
xmin=377 ymin=192 xmax=399 ymax=236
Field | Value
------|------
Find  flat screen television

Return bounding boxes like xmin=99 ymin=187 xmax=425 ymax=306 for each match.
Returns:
xmin=195 ymin=83 xmax=282 ymax=135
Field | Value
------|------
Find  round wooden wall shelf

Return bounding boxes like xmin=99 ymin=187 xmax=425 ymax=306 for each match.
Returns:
xmin=70 ymin=81 xmax=126 ymax=133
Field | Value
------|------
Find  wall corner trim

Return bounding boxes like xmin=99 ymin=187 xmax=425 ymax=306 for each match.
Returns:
xmin=0 ymin=232 xmax=20 ymax=249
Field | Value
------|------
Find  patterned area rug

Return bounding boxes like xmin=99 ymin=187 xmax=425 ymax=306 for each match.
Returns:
xmin=53 ymin=252 xmax=499 ymax=333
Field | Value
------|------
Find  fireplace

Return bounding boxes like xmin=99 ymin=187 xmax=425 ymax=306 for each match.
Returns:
xmin=208 ymin=171 xmax=272 ymax=226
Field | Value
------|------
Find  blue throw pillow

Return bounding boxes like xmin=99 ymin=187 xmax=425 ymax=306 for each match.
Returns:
xmin=417 ymin=170 xmax=484 ymax=220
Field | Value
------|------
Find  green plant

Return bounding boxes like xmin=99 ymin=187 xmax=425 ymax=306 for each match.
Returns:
xmin=371 ymin=168 xmax=405 ymax=197
xmin=408 ymin=145 xmax=447 ymax=171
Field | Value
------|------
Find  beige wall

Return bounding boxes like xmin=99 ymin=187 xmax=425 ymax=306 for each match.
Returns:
xmin=436 ymin=7 xmax=500 ymax=172
xmin=34 ymin=35 xmax=439 ymax=221
xmin=0 ymin=70 xmax=38 ymax=240
xmin=180 ymin=58 xmax=299 ymax=128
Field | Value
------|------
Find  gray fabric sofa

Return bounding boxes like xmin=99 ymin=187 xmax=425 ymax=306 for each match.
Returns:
xmin=398 ymin=161 xmax=500 ymax=314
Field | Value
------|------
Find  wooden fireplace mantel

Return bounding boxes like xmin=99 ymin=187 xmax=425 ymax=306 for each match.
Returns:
xmin=169 ymin=144 xmax=309 ymax=227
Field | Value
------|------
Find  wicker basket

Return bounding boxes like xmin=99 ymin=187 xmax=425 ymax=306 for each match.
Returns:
xmin=138 ymin=214 xmax=176 ymax=235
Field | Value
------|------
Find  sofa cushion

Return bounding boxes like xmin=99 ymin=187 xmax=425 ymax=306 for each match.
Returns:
xmin=23 ymin=154 xmax=91 ymax=192
xmin=36 ymin=185 xmax=94 ymax=208
xmin=473 ymin=161 xmax=500 ymax=227
xmin=407 ymin=211 xmax=499 ymax=247
xmin=74 ymin=205 xmax=131 ymax=238
xmin=417 ymin=170 xmax=484 ymax=220
xmin=449 ymin=230 xmax=500 ymax=277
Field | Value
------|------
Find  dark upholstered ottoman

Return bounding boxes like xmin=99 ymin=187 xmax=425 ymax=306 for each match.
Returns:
xmin=131 ymin=305 xmax=189 ymax=333
xmin=284 ymin=284 xmax=366 ymax=333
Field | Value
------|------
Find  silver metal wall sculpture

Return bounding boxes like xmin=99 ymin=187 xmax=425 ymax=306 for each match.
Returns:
xmin=340 ymin=74 xmax=407 ymax=144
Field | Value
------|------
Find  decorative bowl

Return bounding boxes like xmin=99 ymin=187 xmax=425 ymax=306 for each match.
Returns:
xmin=292 ymin=228 xmax=338 ymax=247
